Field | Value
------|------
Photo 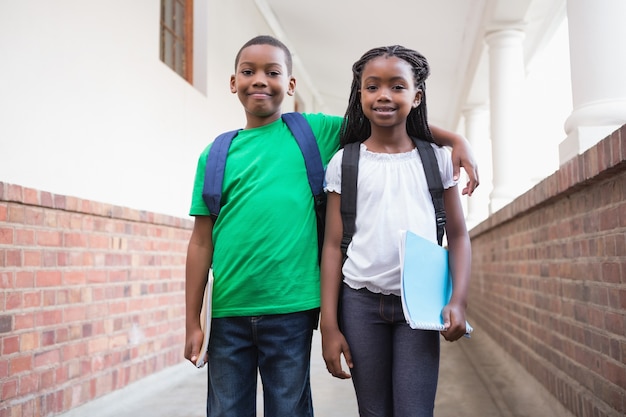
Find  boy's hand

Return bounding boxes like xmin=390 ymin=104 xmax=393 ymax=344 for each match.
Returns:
xmin=184 ymin=326 xmax=205 ymax=366
xmin=450 ymin=139 xmax=480 ymax=196
xmin=321 ymin=327 xmax=353 ymax=379
xmin=440 ymin=303 xmax=468 ymax=342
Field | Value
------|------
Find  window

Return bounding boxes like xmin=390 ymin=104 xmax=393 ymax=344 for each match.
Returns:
xmin=160 ymin=0 xmax=193 ymax=82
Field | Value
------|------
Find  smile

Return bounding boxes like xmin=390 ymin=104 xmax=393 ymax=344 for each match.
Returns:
xmin=249 ymin=92 xmax=271 ymax=98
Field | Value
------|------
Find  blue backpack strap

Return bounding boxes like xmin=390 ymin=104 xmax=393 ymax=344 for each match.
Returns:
xmin=281 ymin=112 xmax=326 ymax=262
xmin=281 ymin=112 xmax=324 ymax=196
xmin=413 ymin=138 xmax=446 ymax=246
xmin=202 ymin=129 xmax=241 ymax=220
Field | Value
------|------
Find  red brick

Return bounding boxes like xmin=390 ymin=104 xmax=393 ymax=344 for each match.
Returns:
xmin=601 ymin=262 xmax=621 ymax=284
xmin=86 ymin=270 xmax=107 ymax=283
xmin=605 ymin=312 xmax=625 ymax=336
xmin=23 ymin=250 xmax=42 ymax=267
xmin=41 ymin=330 xmax=55 ymax=347
xmin=22 ymin=291 xmax=41 ymax=308
xmin=63 ymin=306 xmax=86 ymax=323
xmin=6 ymin=184 xmax=23 ymax=202
xmin=4 ymin=249 xmax=22 ymax=267
xmin=0 ymin=315 xmax=11 ymax=333
xmin=9 ymin=355 xmax=32 ymax=376
xmin=64 ymin=271 xmax=86 ymax=285
xmin=18 ymin=372 xmax=38 ymax=395
xmin=64 ymin=232 xmax=88 ymax=248
xmin=34 ymin=349 xmax=60 ymax=368
xmin=53 ymin=194 xmax=66 ymax=210
xmin=37 ymin=309 xmax=62 ymax=327
xmin=36 ymin=230 xmax=62 ymax=247
xmin=15 ymin=271 xmax=35 ymax=288
xmin=55 ymin=327 xmax=69 ymax=344
xmin=89 ymin=234 xmax=110 ymax=249
xmin=6 ymin=291 xmax=21 ymax=310
xmin=19 ymin=332 xmax=39 ymax=351
xmin=7 ymin=205 xmax=25 ymax=223
xmin=23 ymin=207 xmax=44 ymax=226
xmin=2 ymin=335 xmax=19 ymax=355
xmin=0 ymin=227 xmax=13 ymax=244
xmin=13 ymin=312 xmax=34 ymax=330
xmin=0 ymin=359 xmax=7 ymax=378
xmin=2 ymin=377 xmax=18 ymax=400
xmin=36 ymin=270 xmax=62 ymax=287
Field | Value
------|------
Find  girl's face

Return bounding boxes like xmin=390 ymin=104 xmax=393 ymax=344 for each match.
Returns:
xmin=359 ymin=55 xmax=422 ymax=129
xmin=230 ymin=44 xmax=296 ymax=127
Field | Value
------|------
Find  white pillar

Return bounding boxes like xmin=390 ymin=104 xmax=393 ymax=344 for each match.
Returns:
xmin=485 ymin=28 xmax=526 ymax=213
xmin=559 ymin=0 xmax=626 ymax=164
xmin=463 ymin=105 xmax=491 ymax=229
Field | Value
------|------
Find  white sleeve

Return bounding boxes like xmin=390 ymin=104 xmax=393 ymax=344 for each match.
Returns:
xmin=324 ymin=148 xmax=344 ymax=194
xmin=432 ymin=145 xmax=457 ymax=189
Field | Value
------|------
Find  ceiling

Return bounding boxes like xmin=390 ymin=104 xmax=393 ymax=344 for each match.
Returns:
xmin=257 ymin=0 xmax=566 ymax=130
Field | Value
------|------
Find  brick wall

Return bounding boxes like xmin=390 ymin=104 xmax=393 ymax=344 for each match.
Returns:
xmin=1 ymin=128 xmax=624 ymax=417
xmin=0 ymin=185 xmax=193 ymax=416
xmin=469 ymin=125 xmax=625 ymax=417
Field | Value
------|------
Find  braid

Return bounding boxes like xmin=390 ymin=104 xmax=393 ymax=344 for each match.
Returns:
xmin=340 ymin=45 xmax=434 ymax=147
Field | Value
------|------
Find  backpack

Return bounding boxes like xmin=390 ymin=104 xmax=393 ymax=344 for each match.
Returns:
xmin=201 ymin=112 xmax=326 ymax=262
xmin=339 ymin=138 xmax=447 ymax=261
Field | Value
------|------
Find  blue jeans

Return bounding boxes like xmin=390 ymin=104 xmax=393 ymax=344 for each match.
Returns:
xmin=341 ymin=285 xmax=440 ymax=417
xmin=206 ymin=309 xmax=318 ymax=417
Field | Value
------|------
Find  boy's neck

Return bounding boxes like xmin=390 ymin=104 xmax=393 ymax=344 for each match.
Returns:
xmin=244 ymin=111 xmax=283 ymax=129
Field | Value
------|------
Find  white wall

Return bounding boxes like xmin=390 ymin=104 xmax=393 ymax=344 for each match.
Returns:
xmin=0 ymin=0 xmax=317 ymax=218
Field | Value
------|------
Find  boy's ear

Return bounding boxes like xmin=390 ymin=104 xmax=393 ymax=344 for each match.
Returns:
xmin=230 ymin=75 xmax=237 ymax=93
xmin=286 ymin=76 xmax=296 ymax=96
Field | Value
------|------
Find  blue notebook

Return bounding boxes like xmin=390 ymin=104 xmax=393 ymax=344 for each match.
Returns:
xmin=399 ymin=230 xmax=472 ymax=335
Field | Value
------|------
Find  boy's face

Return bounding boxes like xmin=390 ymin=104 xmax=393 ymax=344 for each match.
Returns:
xmin=230 ymin=44 xmax=296 ymax=128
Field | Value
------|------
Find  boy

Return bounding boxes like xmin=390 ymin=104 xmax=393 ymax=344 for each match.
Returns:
xmin=184 ymin=35 xmax=478 ymax=417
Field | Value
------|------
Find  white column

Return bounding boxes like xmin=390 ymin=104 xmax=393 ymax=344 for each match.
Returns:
xmin=485 ymin=28 xmax=526 ymax=213
xmin=559 ymin=0 xmax=626 ymax=164
xmin=463 ymin=105 xmax=492 ymax=229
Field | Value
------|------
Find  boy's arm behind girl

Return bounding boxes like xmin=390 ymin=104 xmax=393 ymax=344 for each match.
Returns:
xmin=430 ymin=125 xmax=479 ymax=196
xmin=184 ymin=216 xmax=214 ymax=365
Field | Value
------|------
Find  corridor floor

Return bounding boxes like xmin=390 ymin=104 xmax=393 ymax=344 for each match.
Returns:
xmin=58 ymin=323 xmax=574 ymax=417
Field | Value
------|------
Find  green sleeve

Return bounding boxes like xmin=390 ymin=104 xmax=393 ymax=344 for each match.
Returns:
xmin=302 ymin=113 xmax=343 ymax=165
xmin=188 ymin=144 xmax=212 ymax=216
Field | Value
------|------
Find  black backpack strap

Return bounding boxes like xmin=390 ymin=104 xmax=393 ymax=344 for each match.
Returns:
xmin=340 ymin=142 xmax=360 ymax=261
xmin=413 ymin=138 xmax=446 ymax=246
xmin=202 ymin=129 xmax=241 ymax=221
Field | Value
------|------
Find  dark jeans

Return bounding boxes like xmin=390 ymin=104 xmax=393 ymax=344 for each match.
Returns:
xmin=206 ymin=309 xmax=318 ymax=417
xmin=341 ymin=285 xmax=440 ymax=417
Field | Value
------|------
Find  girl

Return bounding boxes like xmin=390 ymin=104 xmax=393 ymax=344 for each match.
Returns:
xmin=320 ymin=45 xmax=472 ymax=417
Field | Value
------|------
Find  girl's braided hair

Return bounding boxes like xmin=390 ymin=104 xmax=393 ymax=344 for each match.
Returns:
xmin=340 ymin=45 xmax=434 ymax=147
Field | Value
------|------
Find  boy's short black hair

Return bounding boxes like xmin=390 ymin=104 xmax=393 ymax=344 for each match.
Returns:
xmin=234 ymin=35 xmax=293 ymax=74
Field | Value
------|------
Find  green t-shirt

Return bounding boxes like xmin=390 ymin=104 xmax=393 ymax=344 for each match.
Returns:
xmin=189 ymin=113 xmax=342 ymax=317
